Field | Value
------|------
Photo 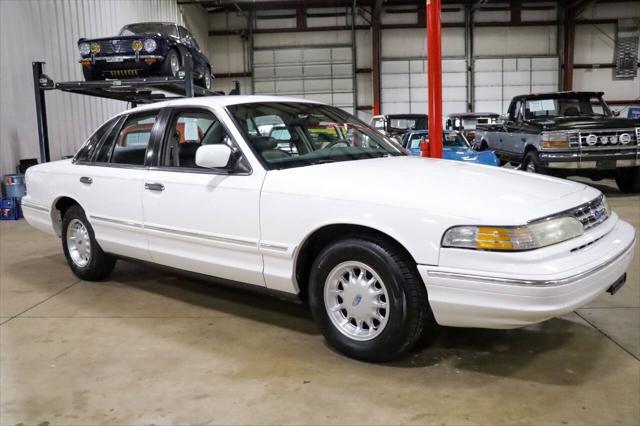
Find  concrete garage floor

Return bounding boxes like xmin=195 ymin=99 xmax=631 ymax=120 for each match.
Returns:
xmin=1 ymin=179 xmax=638 ymax=426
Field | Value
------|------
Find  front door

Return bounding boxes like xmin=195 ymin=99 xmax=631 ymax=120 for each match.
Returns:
xmin=79 ymin=110 xmax=162 ymax=261
xmin=142 ymin=107 xmax=265 ymax=286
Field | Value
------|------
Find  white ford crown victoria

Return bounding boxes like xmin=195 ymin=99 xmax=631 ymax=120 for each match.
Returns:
xmin=23 ymin=96 xmax=635 ymax=361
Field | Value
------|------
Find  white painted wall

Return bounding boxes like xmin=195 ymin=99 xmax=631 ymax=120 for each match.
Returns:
xmin=0 ymin=0 xmax=209 ymax=177
xmin=573 ymin=2 xmax=640 ymax=110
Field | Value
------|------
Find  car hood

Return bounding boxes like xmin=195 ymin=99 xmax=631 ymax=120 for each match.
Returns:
xmin=263 ymin=156 xmax=599 ymax=225
xmin=537 ymin=116 xmax=640 ymax=131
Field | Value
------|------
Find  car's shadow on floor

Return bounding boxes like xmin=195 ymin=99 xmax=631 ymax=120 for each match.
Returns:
xmin=6 ymin=253 xmax=608 ymax=385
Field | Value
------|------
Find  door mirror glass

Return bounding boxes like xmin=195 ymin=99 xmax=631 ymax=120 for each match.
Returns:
xmin=196 ymin=144 xmax=232 ymax=168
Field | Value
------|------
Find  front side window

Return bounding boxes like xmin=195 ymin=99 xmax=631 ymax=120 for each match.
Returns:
xmin=227 ymin=102 xmax=402 ymax=170
xmin=96 ymin=112 xmax=158 ymax=165
xmin=163 ymin=110 xmax=233 ymax=169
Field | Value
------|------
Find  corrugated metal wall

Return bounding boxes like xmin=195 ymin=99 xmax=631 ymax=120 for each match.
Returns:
xmin=0 ymin=0 xmax=191 ymax=176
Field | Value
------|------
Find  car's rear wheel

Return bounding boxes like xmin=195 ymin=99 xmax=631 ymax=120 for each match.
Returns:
xmin=161 ymin=49 xmax=181 ymax=77
xmin=308 ymin=237 xmax=434 ymax=362
xmin=62 ymin=205 xmax=116 ymax=281
xmin=615 ymin=167 xmax=640 ymax=193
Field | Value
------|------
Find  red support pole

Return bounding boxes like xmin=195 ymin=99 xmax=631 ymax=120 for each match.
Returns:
xmin=426 ymin=0 xmax=443 ymax=158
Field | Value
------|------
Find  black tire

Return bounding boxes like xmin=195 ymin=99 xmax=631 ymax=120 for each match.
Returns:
xmin=198 ymin=67 xmax=212 ymax=90
xmin=521 ymin=150 xmax=545 ymax=174
xmin=615 ymin=167 xmax=640 ymax=193
xmin=308 ymin=237 xmax=434 ymax=362
xmin=161 ymin=49 xmax=180 ymax=77
xmin=62 ymin=205 xmax=116 ymax=281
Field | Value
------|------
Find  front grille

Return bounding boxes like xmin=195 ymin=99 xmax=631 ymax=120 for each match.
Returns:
xmin=106 ymin=69 xmax=140 ymax=78
xmin=571 ymin=128 xmax=639 ymax=148
xmin=99 ymin=40 xmax=133 ymax=55
xmin=568 ymin=196 xmax=609 ymax=231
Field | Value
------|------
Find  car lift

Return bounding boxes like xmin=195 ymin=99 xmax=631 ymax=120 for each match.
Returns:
xmin=32 ymin=58 xmax=220 ymax=163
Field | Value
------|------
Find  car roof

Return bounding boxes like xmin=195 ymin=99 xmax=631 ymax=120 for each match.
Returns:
xmin=515 ymin=91 xmax=604 ymax=100
xmin=120 ymin=95 xmax=323 ymax=116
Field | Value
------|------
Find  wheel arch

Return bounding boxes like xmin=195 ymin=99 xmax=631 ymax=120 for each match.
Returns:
xmin=293 ymin=223 xmax=419 ymax=301
xmin=51 ymin=196 xmax=85 ymax=237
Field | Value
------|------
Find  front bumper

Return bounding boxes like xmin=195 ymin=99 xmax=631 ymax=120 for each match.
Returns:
xmin=80 ymin=55 xmax=165 ymax=77
xmin=540 ymin=148 xmax=640 ymax=170
xmin=419 ymin=218 xmax=636 ymax=329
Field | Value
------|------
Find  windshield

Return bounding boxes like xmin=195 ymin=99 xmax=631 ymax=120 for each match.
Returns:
xmin=407 ymin=132 xmax=469 ymax=149
xmin=524 ymin=95 xmax=610 ymax=119
xmin=119 ymin=23 xmax=178 ymax=37
xmin=389 ymin=117 xmax=428 ymax=131
xmin=227 ymin=102 xmax=403 ymax=170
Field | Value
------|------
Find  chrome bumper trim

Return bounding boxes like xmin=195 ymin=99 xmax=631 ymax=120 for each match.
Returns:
xmin=79 ymin=55 xmax=163 ymax=63
xmin=144 ymin=224 xmax=257 ymax=248
xmin=545 ymin=159 xmax=640 ymax=169
xmin=427 ymin=236 xmax=635 ymax=287
xmin=90 ymin=215 xmax=143 ymax=229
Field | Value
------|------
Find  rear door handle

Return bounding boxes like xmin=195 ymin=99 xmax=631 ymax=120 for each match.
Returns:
xmin=80 ymin=176 xmax=93 ymax=185
xmin=145 ymin=182 xmax=165 ymax=192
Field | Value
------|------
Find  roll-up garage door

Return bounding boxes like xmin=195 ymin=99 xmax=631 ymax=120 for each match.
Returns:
xmin=380 ymin=58 xmax=467 ymax=118
xmin=253 ymin=45 xmax=355 ymax=114
xmin=474 ymin=56 xmax=559 ymax=114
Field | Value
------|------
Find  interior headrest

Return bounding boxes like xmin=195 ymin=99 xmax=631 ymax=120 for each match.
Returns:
xmin=252 ymin=136 xmax=277 ymax=151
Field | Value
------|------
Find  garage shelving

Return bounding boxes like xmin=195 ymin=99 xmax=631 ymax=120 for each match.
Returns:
xmin=32 ymin=61 xmax=220 ymax=163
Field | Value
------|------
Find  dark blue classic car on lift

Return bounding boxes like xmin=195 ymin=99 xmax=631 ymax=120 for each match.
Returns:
xmin=78 ymin=22 xmax=213 ymax=89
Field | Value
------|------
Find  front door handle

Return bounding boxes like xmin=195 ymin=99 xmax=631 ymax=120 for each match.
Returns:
xmin=145 ymin=182 xmax=165 ymax=192
xmin=80 ymin=176 xmax=93 ymax=185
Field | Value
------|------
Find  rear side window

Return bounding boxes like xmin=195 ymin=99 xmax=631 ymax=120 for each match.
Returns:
xmin=95 ymin=112 xmax=159 ymax=165
xmin=75 ymin=118 xmax=118 ymax=163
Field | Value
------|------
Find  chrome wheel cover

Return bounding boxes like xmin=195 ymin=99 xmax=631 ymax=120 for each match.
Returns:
xmin=324 ymin=261 xmax=389 ymax=341
xmin=66 ymin=219 xmax=91 ymax=268
xmin=204 ymin=71 xmax=211 ymax=89
xmin=170 ymin=54 xmax=180 ymax=76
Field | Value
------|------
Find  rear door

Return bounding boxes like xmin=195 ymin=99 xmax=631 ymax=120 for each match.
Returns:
xmin=142 ymin=105 xmax=265 ymax=286
xmin=78 ymin=109 xmax=162 ymax=261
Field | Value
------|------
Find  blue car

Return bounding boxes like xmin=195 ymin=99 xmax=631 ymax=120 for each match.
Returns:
xmin=401 ymin=130 xmax=499 ymax=166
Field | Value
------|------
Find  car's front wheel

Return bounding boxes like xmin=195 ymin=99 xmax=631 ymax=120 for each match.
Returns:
xmin=62 ymin=205 xmax=116 ymax=281
xmin=161 ymin=49 xmax=181 ymax=78
xmin=521 ymin=150 xmax=545 ymax=174
xmin=615 ymin=167 xmax=640 ymax=193
xmin=308 ymin=237 xmax=433 ymax=362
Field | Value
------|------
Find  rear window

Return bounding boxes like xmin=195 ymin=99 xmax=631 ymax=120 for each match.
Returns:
xmin=74 ymin=118 xmax=118 ymax=163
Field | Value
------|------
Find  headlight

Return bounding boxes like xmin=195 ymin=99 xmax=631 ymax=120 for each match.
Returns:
xmin=542 ymin=131 xmax=569 ymax=149
xmin=90 ymin=42 xmax=100 ymax=54
xmin=132 ymin=40 xmax=143 ymax=52
xmin=619 ymin=133 xmax=631 ymax=144
xmin=143 ymin=38 xmax=157 ymax=52
xmin=79 ymin=42 xmax=91 ymax=55
xmin=442 ymin=216 xmax=584 ymax=251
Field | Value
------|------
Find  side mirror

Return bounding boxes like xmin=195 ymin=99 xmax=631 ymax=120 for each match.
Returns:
xmin=195 ymin=144 xmax=232 ymax=168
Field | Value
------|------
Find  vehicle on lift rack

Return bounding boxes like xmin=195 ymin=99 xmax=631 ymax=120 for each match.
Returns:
xmin=473 ymin=91 xmax=640 ymax=193
xmin=78 ymin=22 xmax=213 ymax=89
xmin=401 ymin=130 xmax=500 ymax=166
xmin=446 ymin=112 xmax=500 ymax=143
xmin=21 ymin=96 xmax=636 ymax=362
xmin=370 ymin=114 xmax=428 ymax=141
